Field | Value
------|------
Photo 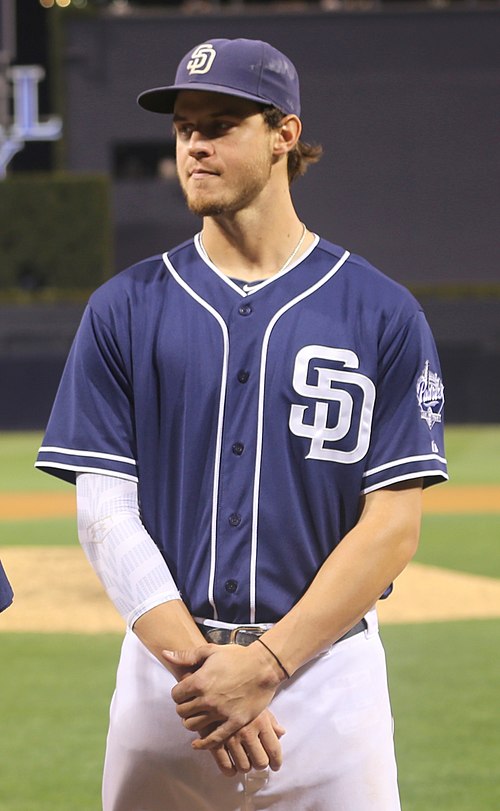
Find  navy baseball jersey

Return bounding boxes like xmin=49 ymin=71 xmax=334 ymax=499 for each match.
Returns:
xmin=36 ymin=235 xmax=447 ymax=624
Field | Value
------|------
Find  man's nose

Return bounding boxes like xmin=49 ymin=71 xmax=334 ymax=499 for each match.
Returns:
xmin=188 ymin=130 xmax=214 ymax=157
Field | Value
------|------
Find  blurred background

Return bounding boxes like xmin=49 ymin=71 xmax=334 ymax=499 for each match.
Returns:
xmin=1 ymin=0 xmax=499 ymax=428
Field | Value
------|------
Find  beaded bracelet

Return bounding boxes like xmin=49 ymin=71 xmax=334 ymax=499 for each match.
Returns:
xmin=257 ymin=637 xmax=291 ymax=680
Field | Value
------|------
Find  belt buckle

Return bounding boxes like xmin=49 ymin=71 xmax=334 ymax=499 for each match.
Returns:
xmin=229 ymin=625 xmax=266 ymax=646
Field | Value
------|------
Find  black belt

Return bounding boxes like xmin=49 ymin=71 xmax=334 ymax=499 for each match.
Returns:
xmin=196 ymin=618 xmax=368 ymax=647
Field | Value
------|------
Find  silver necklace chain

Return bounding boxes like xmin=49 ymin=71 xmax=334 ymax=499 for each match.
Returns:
xmin=277 ymin=222 xmax=307 ymax=274
xmin=199 ymin=222 xmax=308 ymax=277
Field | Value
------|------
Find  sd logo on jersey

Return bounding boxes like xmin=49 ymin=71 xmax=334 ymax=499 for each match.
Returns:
xmin=289 ymin=345 xmax=376 ymax=464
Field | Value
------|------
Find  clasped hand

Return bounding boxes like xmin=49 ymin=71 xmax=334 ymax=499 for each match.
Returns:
xmin=162 ymin=641 xmax=286 ymax=775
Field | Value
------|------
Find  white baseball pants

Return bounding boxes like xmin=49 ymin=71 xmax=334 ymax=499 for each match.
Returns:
xmin=102 ymin=609 xmax=401 ymax=811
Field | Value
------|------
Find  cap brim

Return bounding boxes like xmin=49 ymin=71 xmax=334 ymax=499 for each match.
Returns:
xmin=137 ymin=83 xmax=276 ymax=114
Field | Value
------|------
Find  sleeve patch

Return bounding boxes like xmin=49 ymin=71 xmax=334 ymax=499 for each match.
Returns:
xmin=416 ymin=360 xmax=445 ymax=430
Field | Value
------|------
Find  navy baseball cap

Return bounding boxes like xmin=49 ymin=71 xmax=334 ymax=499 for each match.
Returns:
xmin=137 ymin=38 xmax=301 ymax=117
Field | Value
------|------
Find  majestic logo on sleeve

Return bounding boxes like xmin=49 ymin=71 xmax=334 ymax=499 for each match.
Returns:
xmin=289 ymin=345 xmax=376 ymax=463
xmin=416 ymin=360 xmax=444 ymax=429
xmin=187 ymin=44 xmax=217 ymax=75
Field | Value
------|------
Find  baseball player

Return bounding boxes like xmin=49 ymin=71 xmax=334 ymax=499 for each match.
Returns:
xmin=36 ymin=38 xmax=448 ymax=811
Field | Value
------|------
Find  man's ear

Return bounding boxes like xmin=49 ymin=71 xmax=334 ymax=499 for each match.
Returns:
xmin=272 ymin=115 xmax=302 ymax=156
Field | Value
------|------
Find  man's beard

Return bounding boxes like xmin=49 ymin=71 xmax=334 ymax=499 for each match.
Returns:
xmin=179 ymin=157 xmax=273 ymax=218
xmin=184 ymin=195 xmax=227 ymax=217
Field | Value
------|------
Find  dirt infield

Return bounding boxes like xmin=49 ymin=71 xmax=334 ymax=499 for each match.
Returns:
xmin=421 ymin=485 xmax=500 ymax=514
xmin=0 ymin=546 xmax=125 ymax=633
xmin=0 ymin=491 xmax=77 ymax=520
xmin=1 ymin=485 xmax=499 ymax=633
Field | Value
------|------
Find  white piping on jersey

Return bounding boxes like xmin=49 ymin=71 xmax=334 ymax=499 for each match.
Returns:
xmin=163 ymin=254 xmax=229 ymax=621
xmin=194 ymin=231 xmax=320 ymax=297
xmin=34 ymin=461 xmax=138 ymax=482
xmin=36 ymin=446 xmax=136 ymax=465
xmin=249 ymin=249 xmax=351 ymax=622
xmin=361 ymin=468 xmax=449 ymax=495
xmin=363 ymin=452 xmax=447 ymax=478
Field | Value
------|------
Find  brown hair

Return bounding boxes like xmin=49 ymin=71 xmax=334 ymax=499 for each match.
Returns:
xmin=262 ymin=106 xmax=323 ymax=183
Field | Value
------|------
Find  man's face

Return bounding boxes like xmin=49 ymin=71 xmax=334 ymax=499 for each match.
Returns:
xmin=173 ymin=90 xmax=276 ymax=218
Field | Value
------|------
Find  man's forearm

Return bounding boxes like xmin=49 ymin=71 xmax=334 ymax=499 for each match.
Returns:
xmin=133 ymin=599 xmax=205 ymax=673
xmin=259 ymin=481 xmax=423 ymax=677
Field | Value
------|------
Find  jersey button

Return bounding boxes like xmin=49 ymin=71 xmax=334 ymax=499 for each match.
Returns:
xmin=238 ymin=304 xmax=253 ymax=316
xmin=225 ymin=579 xmax=238 ymax=593
xmin=228 ymin=513 xmax=241 ymax=527
xmin=237 ymin=370 xmax=249 ymax=384
xmin=232 ymin=442 xmax=244 ymax=455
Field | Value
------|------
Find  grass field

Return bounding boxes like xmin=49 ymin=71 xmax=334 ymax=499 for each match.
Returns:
xmin=1 ymin=426 xmax=499 ymax=810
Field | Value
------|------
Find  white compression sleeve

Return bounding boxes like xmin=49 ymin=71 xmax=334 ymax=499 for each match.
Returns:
xmin=76 ymin=472 xmax=181 ymax=628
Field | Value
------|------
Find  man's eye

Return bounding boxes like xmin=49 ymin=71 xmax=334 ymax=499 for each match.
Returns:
xmin=176 ymin=125 xmax=194 ymax=139
xmin=203 ymin=121 xmax=234 ymax=138
xmin=174 ymin=121 xmax=234 ymax=140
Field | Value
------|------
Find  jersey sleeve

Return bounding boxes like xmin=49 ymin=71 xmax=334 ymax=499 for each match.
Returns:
xmin=35 ymin=303 xmax=137 ymax=484
xmin=361 ymin=308 xmax=448 ymax=493
xmin=0 ymin=561 xmax=14 ymax=612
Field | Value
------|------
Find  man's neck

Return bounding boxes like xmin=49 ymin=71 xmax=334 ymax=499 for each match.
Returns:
xmin=200 ymin=211 xmax=313 ymax=282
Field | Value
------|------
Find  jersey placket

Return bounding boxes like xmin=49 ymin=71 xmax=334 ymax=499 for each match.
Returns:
xmin=211 ymin=296 xmax=263 ymax=622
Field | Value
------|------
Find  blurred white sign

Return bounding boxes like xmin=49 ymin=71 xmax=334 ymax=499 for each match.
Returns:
xmin=0 ymin=65 xmax=62 ymax=178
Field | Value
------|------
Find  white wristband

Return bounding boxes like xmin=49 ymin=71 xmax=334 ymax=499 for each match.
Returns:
xmin=76 ymin=472 xmax=181 ymax=628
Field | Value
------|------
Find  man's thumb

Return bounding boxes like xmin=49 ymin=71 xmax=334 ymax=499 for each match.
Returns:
xmin=162 ymin=647 xmax=205 ymax=666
